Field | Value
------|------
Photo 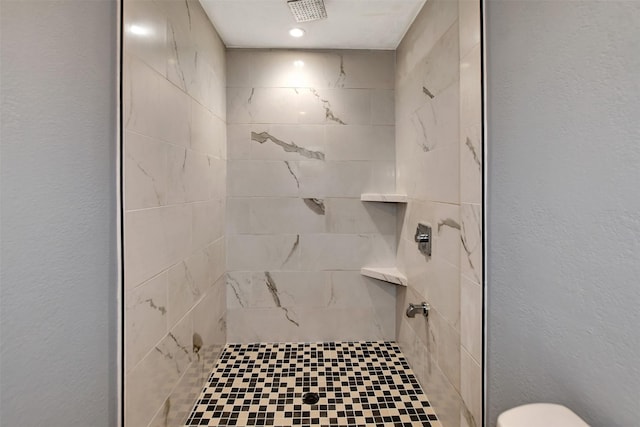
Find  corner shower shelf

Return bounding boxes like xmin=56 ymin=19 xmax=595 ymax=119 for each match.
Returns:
xmin=360 ymin=193 xmax=408 ymax=203
xmin=360 ymin=267 xmax=408 ymax=286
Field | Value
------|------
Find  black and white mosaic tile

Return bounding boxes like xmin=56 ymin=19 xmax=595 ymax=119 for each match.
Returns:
xmin=184 ymin=341 xmax=442 ymax=427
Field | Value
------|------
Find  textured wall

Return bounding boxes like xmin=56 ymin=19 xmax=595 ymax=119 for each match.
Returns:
xmin=123 ymin=1 xmax=227 ymax=426
xmin=486 ymin=1 xmax=640 ymax=426
xmin=395 ymin=1 xmax=483 ymax=426
xmin=0 ymin=0 xmax=117 ymax=425
xmin=226 ymin=49 xmax=397 ymax=342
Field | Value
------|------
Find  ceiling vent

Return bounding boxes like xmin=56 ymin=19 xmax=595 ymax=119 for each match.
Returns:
xmin=287 ymin=0 xmax=327 ymax=22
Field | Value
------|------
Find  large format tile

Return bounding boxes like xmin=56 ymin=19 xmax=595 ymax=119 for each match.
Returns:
xmin=228 ymin=197 xmax=326 ymax=235
xmin=125 ymin=314 xmax=194 ymax=427
xmin=460 ymin=43 xmax=482 ymax=205
xmin=124 ymin=130 xmax=168 ymax=210
xmin=227 ymin=234 xmax=301 ymax=271
xmin=125 ymin=272 xmax=168 ymax=371
xmin=461 ymin=276 xmax=483 ymax=362
xmin=396 ymin=2 xmax=482 ymax=427
xmin=224 ymin=49 xmax=399 ymax=347
xmin=461 ymin=203 xmax=482 ymax=285
xmin=124 ymin=55 xmax=190 ymax=147
xmin=298 ymin=233 xmax=395 ymax=271
xmin=325 ymin=198 xmax=396 ymax=234
xmin=125 ymin=205 xmax=192 ymax=289
xmin=325 ymin=125 xmax=394 ymax=161
xmin=228 ymin=160 xmax=300 ymax=197
xmin=459 ymin=0 xmax=481 ymax=59
xmin=123 ymin=0 xmax=167 ymax=77
xmin=461 ymin=348 xmax=482 ymax=427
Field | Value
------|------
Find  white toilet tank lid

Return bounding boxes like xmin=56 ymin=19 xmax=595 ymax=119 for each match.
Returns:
xmin=497 ymin=403 xmax=590 ymax=427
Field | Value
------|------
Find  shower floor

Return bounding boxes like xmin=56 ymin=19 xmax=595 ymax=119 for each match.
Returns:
xmin=184 ymin=341 xmax=441 ymax=427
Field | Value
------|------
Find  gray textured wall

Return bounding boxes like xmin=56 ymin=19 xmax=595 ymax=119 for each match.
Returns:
xmin=0 ymin=1 xmax=118 ymax=426
xmin=486 ymin=1 xmax=640 ymax=426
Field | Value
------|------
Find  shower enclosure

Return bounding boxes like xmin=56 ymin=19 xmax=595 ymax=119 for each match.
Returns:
xmin=122 ymin=1 xmax=483 ymax=426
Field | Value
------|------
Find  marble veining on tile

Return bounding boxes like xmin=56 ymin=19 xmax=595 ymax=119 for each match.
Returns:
xmin=282 ymin=235 xmax=300 ymax=267
xmin=422 ymin=86 xmax=435 ymax=99
xmin=460 ymin=204 xmax=482 ymax=284
xmin=334 ymin=54 xmax=347 ymax=88
xmin=303 ymin=198 xmax=325 ymax=215
xmin=124 ymin=0 xmax=227 ymax=425
xmin=284 ymin=161 xmax=300 ymax=188
xmin=464 ymin=137 xmax=481 ymax=171
xmin=395 ymin=1 xmax=483 ymax=427
xmin=308 ymin=88 xmax=347 ymax=125
xmin=437 ymin=218 xmax=461 ymax=232
xmin=251 ymin=131 xmax=325 ymax=160
xmin=264 ymin=272 xmax=300 ymax=327
xmin=226 ymin=49 xmax=396 ymax=343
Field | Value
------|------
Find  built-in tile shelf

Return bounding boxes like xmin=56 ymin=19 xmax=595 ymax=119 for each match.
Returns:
xmin=360 ymin=193 xmax=408 ymax=203
xmin=361 ymin=267 xmax=408 ymax=286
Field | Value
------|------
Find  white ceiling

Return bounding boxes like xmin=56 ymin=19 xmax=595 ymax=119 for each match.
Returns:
xmin=199 ymin=0 xmax=426 ymax=50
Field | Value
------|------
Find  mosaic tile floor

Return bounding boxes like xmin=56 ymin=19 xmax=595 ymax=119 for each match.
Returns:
xmin=184 ymin=341 xmax=442 ymax=427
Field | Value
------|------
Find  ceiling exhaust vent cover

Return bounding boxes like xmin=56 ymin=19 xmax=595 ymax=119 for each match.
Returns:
xmin=287 ymin=0 xmax=327 ymax=22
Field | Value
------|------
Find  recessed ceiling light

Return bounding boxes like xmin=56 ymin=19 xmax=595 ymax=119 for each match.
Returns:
xmin=289 ymin=28 xmax=305 ymax=38
xmin=293 ymin=60 xmax=304 ymax=68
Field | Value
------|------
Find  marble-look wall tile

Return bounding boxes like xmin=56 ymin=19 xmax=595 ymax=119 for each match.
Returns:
xmin=325 ymin=125 xmax=394 ymax=161
xmin=228 ymin=160 xmax=300 ymax=197
xmin=226 ymin=50 xmax=252 ymax=88
xmin=461 ymin=276 xmax=483 ymax=364
xmin=250 ymin=125 xmax=326 ymax=161
xmin=226 ymin=271 xmax=396 ymax=343
xmin=125 ymin=313 xmax=193 ymax=427
xmin=227 ymin=50 xmax=395 ymax=90
xmin=460 ymin=44 xmax=482 ymax=205
xmin=396 ymin=0 xmax=458 ymax=81
xmin=162 ymin=0 xmax=226 ymax=117
xmin=167 ymin=250 xmax=209 ymax=328
xmin=191 ymin=200 xmax=225 ymax=251
xmin=460 ymin=348 xmax=482 ymax=427
xmin=249 ymin=51 xmax=337 ymax=89
xmin=125 ymin=272 xmax=168 ymax=371
xmin=124 ymin=130 xmax=168 ymax=210
xmin=298 ymin=161 xmax=378 ymax=198
xmin=123 ymin=0 xmax=167 ymax=78
xmin=338 ymin=51 xmax=395 ymax=89
xmin=191 ymin=99 xmax=226 ymax=158
xmin=124 ymin=54 xmax=191 ymax=147
xmin=124 ymin=0 xmax=226 ymax=425
xmin=193 ymin=276 xmax=226 ymax=368
xmin=299 ymin=233 xmax=396 ymax=271
xmin=325 ymin=198 xmax=396 ymax=234
xmin=396 ymin=0 xmax=482 ymax=426
xmin=227 ymin=87 xmax=301 ymax=125
xmin=228 ymin=197 xmax=326 ymax=235
xmin=227 ymin=234 xmax=301 ymax=271
xmin=165 ymin=145 xmax=212 ymax=204
xmin=429 ymin=309 xmax=461 ymax=392
xmin=459 ymin=0 xmax=481 ymax=60
xmin=226 ymin=49 xmax=396 ymax=342
xmin=461 ymin=203 xmax=482 ymax=285
xmin=125 ymin=205 xmax=192 ymax=289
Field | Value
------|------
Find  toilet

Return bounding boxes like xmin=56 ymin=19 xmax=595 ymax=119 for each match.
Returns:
xmin=498 ymin=403 xmax=590 ymax=427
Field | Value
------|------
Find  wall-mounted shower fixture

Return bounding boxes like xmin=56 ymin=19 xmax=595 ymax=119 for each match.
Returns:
xmin=406 ymin=302 xmax=430 ymax=318
xmin=287 ymin=0 xmax=327 ymax=23
xmin=414 ymin=223 xmax=432 ymax=256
